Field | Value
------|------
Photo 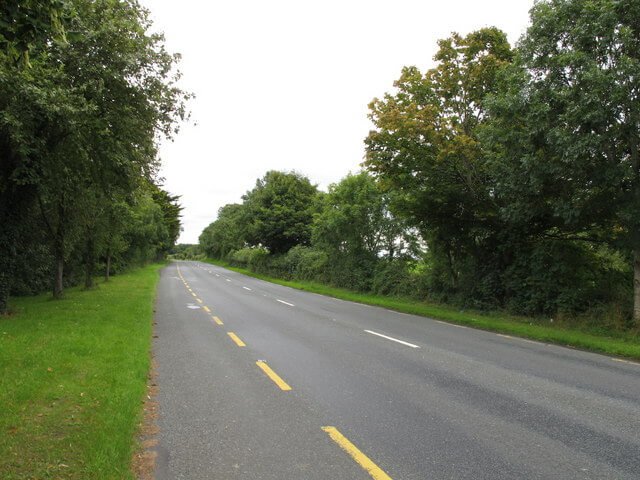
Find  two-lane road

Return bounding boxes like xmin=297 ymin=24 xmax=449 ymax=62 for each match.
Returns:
xmin=153 ymin=261 xmax=640 ymax=479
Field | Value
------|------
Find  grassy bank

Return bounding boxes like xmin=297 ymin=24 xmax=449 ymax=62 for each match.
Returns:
xmin=0 ymin=264 xmax=163 ymax=479
xmin=203 ymin=258 xmax=640 ymax=361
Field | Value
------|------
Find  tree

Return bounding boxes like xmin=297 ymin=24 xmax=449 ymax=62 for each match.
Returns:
xmin=0 ymin=0 xmax=70 ymax=66
xmin=482 ymin=0 xmax=640 ymax=324
xmin=365 ymin=28 xmax=513 ymax=296
xmin=0 ymin=0 xmax=75 ymax=310
xmin=242 ymin=171 xmax=319 ymax=254
xmin=199 ymin=203 xmax=247 ymax=259
xmin=4 ymin=0 xmax=189 ymax=299
xmin=313 ymin=172 xmax=413 ymax=259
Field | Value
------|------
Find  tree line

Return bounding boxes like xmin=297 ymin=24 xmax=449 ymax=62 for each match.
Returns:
xmin=0 ymin=0 xmax=188 ymax=313
xmin=200 ymin=0 xmax=640 ymax=330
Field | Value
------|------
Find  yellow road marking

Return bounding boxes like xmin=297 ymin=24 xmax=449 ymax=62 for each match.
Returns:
xmin=196 ymin=298 xmax=203 ymax=304
xmin=191 ymin=292 xmax=197 ymax=297
xmin=203 ymin=306 xmax=211 ymax=313
xmin=256 ymin=361 xmax=292 ymax=391
xmin=227 ymin=332 xmax=246 ymax=347
xmin=322 ymin=426 xmax=391 ymax=480
xmin=213 ymin=316 xmax=224 ymax=325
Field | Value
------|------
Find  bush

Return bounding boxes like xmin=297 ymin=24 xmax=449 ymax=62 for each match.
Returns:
xmin=284 ymin=246 xmax=329 ymax=282
xmin=371 ymin=259 xmax=428 ymax=298
xmin=228 ymin=247 xmax=269 ymax=269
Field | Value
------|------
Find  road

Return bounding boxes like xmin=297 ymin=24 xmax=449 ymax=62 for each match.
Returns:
xmin=153 ymin=261 xmax=640 ymax=479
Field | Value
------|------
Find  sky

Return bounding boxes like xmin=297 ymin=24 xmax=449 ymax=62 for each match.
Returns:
xmin=140 ymin=0 xmax=534 ymax=244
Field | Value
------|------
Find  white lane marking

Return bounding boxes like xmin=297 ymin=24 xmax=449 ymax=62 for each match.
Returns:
xmin=611 ymin=358 xmax=640 ymax=366
xmin=277 ymin=299 xmax=295 ymax=307
xmin=365 ymin=330 xmax=420 ymax=349
xmin=386 ymin=309 xmax=411 ymax=316
xmin=498 ymin=333 xmax=546 ymax=346
xmin=216 ymin=274 xmax=220 ymax=277
xmin=435 ymin=320 xmax=468 ymax=329
xmin=226 ymin=279 xmax=231 ymax=282
xmin=243 ymin=286 xmax=252 ymax=291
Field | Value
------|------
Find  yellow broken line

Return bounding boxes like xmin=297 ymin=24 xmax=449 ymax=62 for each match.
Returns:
xmin=203 ymin=306 xmax=211 ymax=313
xmin=212 ymin=316 xmax=223 ymax=325
xmin=322 ymin=426 xmax=391 ymax=480
xmin=227 ymin=332 xmax=246 ymax=347
xmin=256 ymin=361 xmax=291 ymax=391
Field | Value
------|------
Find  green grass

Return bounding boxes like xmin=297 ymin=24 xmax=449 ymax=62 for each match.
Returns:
xmin=203 ymin=258 xmax=640 ymax=361
xmin=0 ymin=264 xmax=163 ymax=479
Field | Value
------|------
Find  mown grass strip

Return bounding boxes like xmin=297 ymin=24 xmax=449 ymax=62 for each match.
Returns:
xmin=203 ymin=258 xmax=640 ymax=360
xmin=0 ymin=264 xmax=163 ymax=479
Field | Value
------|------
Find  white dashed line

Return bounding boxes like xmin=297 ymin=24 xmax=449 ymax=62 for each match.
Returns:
xmin=498 ymin=333 xmax=546 ymax=346
xmin=226 ymin=279 xmax=231 ymax=282
xmin=276 ymin=299 xmax=295 ymax=307
xmin=243 ymin=286 xmax=252 ymax=291
xmin=364 ymin=330 xmax=420 ymax=349
xmin=611 ymin=358 xmax=640 ymax=366
xmin=435 ymin=320 xmax=468 ymax=329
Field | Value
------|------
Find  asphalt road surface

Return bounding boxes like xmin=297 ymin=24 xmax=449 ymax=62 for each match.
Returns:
xmin=153 ymin=261 xmax=640 ymax=479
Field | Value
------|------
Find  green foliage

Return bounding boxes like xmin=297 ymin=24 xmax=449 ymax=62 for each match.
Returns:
xmin=242 ymin=170 xmax=319 ymax=254
xmin=283 ymin=246 xmax=329 ymax=282
xmin=365 ymin=28 xmax=514 ymax=303
xmin=313 ymin=172 xmax=415 ymax=259
xmin=0 ymin=0 xmax=70 ymax=66
xmin=199 ymin=203 xmax=247 ymax=258
xmin=0 ymin=0 xmax=188 ymax=307
xmin=481 ymin=0 xmax=640 ymax=323
xmin=170 ymin=244 xmax=203 ymax=260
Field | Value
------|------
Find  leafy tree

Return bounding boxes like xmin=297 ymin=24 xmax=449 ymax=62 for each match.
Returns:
xmin=0 ymin=0 xmax=188 ymax=308
xmin=365 ymin=28 xmax=513 ymax=295
xmin=242 ymin=171 xmax=319 ymax=254
xmin=313 ymin=171 xmax=414 ymax=259
xmin=151 ymin=185 xmax=183 ymax=254
xmin=482 ymin=0 xmax=640 ymax=324
xmin=0 ymin=0 xmax=70 ymax=66
xmin=199 ymin=203 xmax=247 ymax=259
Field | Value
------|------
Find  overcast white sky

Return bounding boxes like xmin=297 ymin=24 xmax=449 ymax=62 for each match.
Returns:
xmin=140 ymin=0 xmax=534 ymax=244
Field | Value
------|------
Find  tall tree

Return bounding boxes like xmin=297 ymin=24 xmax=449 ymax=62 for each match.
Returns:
xmin=242 ymin=171 xmax=319 ymax=254
xmin=482 ymin=0 xmax=640 ymax=324
xmin=313 ymin=172 xmax=412 ymax=259
xmin=199 ymin=203 xmax=247 ymax=259
xmin=0 ymin=0 xmax=72 ymax=312
xmin=365 ymin=28 xmax=513 ymax=292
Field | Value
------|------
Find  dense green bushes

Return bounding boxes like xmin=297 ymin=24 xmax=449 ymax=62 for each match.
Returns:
xmin=202 ymin=167 xmax=634 ymax=330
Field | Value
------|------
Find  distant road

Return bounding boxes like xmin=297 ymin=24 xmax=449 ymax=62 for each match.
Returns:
xmin=153 ymin=261 xmax=640 ymax=479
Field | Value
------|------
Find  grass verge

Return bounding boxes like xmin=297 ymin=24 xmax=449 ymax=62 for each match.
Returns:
xmin=203 ymin=258 xmax=640 ymax=361
xmin=0 ymin=264 xmax=163 ymax=479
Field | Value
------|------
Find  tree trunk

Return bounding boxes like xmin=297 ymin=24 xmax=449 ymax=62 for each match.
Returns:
xmin=0 ymin=226 xmax=15 ymax=315
xmin=634 ymin=249 xmax=640 ymax=327
xmin=0 ymin=270 xmax=9 ymax=315
xmin=53 ymin=253 xmax=64 ymax=299
xmin=84 ymin=236 xmax=94 ymax=289
xmin=105 ymin=249 xmax=111 ymax=282
xmin=53 ymin=225 xmax=65 ymax=299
